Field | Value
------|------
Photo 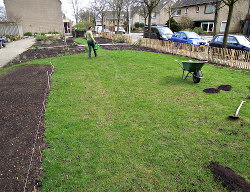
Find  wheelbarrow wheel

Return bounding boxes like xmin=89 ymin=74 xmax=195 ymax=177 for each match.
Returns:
xmin=193 ymin=72 xmax=201 ymax=83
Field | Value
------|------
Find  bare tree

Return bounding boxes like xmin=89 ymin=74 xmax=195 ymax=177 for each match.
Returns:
xmin=137 ymin=2 xmax=149 ymax=25
xmin=70 ymin=0 xmax=81 ymax=23
xmin=163 ymin=0 xmax=181 ymax=29
xmin=0 ymin=6 xmax=7 ymax=21
xmin=0 ymin=5 xmax=7 ymax=21
xmin=90 ymin=0 xmax=108 ymax=31
xmin=114 ymin=0 xmax=124 ymax=33
xmin=143 ymin=0 xmax=161 ymax=38
xmin=221 ymin=0 xmax=242 ymax=48
xmin=79 ymin=8 xmax=95 ymax=23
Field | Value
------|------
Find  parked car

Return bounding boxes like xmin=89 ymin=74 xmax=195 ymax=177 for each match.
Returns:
xmin=103 ymin=29 xmax=112 ymax=33
xmin=143 ymin=26 xmax=173 ymax=40
xmin=115 ymin=26 xmax=126 ymax=34
xmin=209 ymin=34 xmax=250 ymax=51
xmin=0 ymin=36 xmax=7 ymax=48
xmin=170 ymin=31 xmax=208 ymax=46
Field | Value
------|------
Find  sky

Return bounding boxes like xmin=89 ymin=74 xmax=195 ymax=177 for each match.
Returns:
xmin=0 ymin=0 xmax=92 ymax=21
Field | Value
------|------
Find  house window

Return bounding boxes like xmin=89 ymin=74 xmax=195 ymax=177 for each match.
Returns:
xmin=220 ymin=21 xmax=227 ymax=32
xmin=185 ymin=8 xmax=188 ymax=14
xmin=196 ymin=6 xmax=199 ymax=13
xmin=201 ymin=22 xmax=214 ymax=32
xmin=151 ymin=12 xmax=156 ymax=18
xmin=173 ymin=9 xmax=181 ymax=16
xmin=205 ymin=4 xmax=215 ymax=14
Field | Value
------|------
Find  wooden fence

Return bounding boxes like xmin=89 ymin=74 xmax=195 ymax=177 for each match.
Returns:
xmin=139 ymin=38 xmax=250 ymax=70
xmin=101 ymin=32 xmax=132 ymax=43
xmin=100 ymin=33 xmax=250 ymax=70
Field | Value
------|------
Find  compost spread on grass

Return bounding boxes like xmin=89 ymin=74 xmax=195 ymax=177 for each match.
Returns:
xmin=218 ymin=85 xmax=232 ymax=91
xmin=0 ymin=65 xmax=52 ymax=192
xmin=210 ymin=162 xmax=250 ymax=192
xmin=203 ymin=88 xmax=220 ymax=93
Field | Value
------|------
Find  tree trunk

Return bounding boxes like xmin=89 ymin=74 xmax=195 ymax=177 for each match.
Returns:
xmin=222 ymin=4 xmax=234 ymax=48
xmin=117 ymin=12 xmax=121 ymax=33
xmin=213 ymin=0 xmax=220 ymax=34
xmin=148 ymin=10 xmax=152 ymax=38
xmin=101 ymin=13 xmax=104 ymax=32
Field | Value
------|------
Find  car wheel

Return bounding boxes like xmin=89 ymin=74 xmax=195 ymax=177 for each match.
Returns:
xmin=2 ymin=43 xmax=6 ymax=47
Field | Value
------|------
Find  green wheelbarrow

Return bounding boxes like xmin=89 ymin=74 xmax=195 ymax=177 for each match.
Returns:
xmin=175 ymin=60 xmax=207 ymax=83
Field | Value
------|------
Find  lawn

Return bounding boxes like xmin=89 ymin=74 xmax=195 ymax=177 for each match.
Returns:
xmin=22 ymin=46 xmax=250 ymax=191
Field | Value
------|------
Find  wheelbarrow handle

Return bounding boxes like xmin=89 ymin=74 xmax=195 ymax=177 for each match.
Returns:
xmin=175 ymin=60 xmax=184 ymax=70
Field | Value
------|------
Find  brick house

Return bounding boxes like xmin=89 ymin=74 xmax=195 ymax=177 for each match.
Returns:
xmin=4 ymin=0 xmax=64 ymax=34
xmin=161 ymin=0 xmax=249 ymax=33
xmin=132 ymin=1 xmax=169 ymax=26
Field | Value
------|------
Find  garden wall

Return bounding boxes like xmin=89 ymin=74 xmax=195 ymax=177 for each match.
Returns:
xmin=101 ymin=33 xmax=132 ymax=43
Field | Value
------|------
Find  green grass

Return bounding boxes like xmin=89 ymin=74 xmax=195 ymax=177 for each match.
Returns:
xmin=5 ymin=47 xmax=250 ymax=191
xmin=74 ymin=37 xmax=87 ymax=45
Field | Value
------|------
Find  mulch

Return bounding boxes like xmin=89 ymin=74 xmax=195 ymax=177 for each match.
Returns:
xmin=218 ymin=85 xmax=232 ymax=91
xmin=0 ymin=65 xmax=53 ymax=192
xmin=210 ymin=162 xmax=250 ymax=192
xmin=203 ymin=88 xmax=220 ymax=94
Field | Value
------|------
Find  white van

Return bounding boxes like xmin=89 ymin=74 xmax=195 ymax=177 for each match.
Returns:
xmin=115 ymin=26 xmax=126 ymax=34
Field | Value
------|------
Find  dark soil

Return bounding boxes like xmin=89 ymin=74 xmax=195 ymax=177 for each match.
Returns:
xmin=218 ymin=85 xmax=232 ymax=91
xmin=95 ymin=37 xmax=113 ymax=44
xmin=101 ymin=44 xmax=164 ymax=52
xmin=6 ymin=47 xmax=85 ymax=66
xmin=0 ymin=65 xmax=52 ymax=192
xmin=4 ymin=37 xmax=88 ymax=67
xmin=210 ymin=162 xmax=250 ymax=192
xmin=203 ymin=88 xmax=220 ymax=94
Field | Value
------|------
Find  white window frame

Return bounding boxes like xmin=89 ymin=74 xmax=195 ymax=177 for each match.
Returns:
xmin=220 ymin=21 xmax=227 ymax=32
xmin=201 ymin=22 xmax=214 ymax=32
xmin=204 ymin=4 xmax=216 ymax=14
xmin=173 ymin=9 xmax=181 ymax=16
xmin=196 ymin=6 xmax=199 ymax=13
xmin=185 ymin=8 xmax=188 ymax=14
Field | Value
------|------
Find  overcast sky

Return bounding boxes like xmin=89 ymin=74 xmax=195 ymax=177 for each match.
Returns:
xmin=0 ymin=0 xmax=92 ymax=21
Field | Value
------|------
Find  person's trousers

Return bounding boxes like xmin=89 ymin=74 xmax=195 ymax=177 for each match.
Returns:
xmin=87 ymin=40 xmax=97 ymax=58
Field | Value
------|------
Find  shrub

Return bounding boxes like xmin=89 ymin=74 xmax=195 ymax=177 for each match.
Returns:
xmin=114 ymin=37 xmax=125 ymax=43
xmin=24 ymin=32 xmax=32 ymax=36
xmin=139 ymin=23 xmax=145 ymax=28
xmin=166 ymin=17 xmax=181 ymax=32
xmin=5 ymin=35 xmax=20 ymax=41
xmin=192 ymin=27 xmax=208 ymax=35
xmin=48 ymin=31 xmax=59 ymax=34
xmin=36 ymin=35 xmax=47 ymax=41
xmin=180 ymin=16 xmax=194 ymax=30
xmin=134 ymin=22 xmax=140 ymax=28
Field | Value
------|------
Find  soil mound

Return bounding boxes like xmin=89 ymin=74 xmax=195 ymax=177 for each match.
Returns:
xmin=101 ymin=44 xmax=163 ymax=53
xmin=95 ymin=37 xmax=113 ymax=44
xmin=218 ymin=85 xmax=232 ymax=91
xmin=210 ymin=162 xmax=250 ymax=192
xmin=203 ymin=88 xmax=220 ymax=93
xmin=0 ymin=65 xmax=52 ymax=192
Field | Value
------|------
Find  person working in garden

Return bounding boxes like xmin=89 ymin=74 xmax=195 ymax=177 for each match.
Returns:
xmin=86 ymin=26 xmax=98 ymax=58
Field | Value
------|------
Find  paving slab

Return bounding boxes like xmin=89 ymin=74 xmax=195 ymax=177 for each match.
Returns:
xmin=0 ymin=37 xmax=35 ymax=68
